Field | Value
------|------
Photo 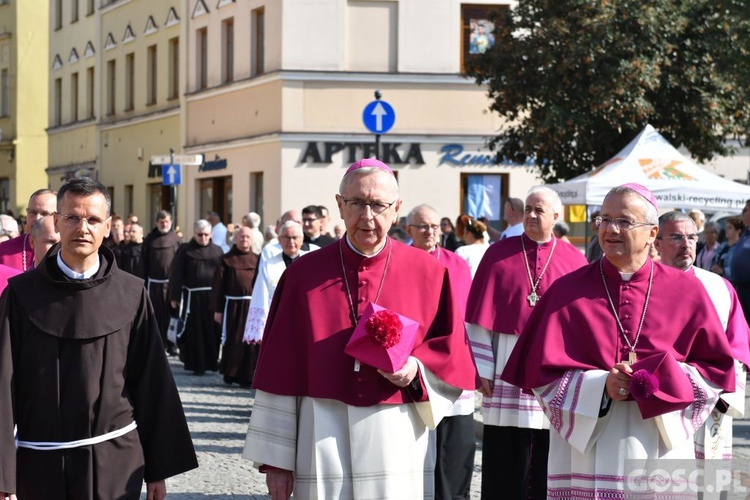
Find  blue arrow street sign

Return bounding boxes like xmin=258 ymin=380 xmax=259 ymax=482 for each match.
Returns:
xmin=362 ymin=100 xmax=395 ymax=134
xmin=162 ymin=164 xmax=182 ymax=186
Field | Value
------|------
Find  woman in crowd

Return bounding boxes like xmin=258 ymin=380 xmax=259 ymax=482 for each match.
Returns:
xmin=711 ymin=217 xmax=744 ymax=282
xmin=454 ymin=214 xmax=489 ymax=278
xmin=695 ymin=220 xmax=721 ymax=270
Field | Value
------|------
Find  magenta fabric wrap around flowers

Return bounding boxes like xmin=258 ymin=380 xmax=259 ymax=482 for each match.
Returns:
xmin=344 ymin=302 xmax=419 ymax=372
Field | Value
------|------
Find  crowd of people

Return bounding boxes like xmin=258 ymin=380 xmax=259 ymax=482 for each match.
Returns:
xmin=0 ymin=167 xmax=748 ymax=500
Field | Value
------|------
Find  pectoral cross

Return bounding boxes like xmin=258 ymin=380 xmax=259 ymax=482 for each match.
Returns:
xmin=623 ymin=351 xmax=637 ymax=365
xmin=527 ymin=291 xmax=539 ymax=307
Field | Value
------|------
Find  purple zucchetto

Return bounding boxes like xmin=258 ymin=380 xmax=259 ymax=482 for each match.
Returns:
xmin=621 ymin=183 xmax=658 ymax=211
xmin=344 ymin=158 xmax=395 ymax=178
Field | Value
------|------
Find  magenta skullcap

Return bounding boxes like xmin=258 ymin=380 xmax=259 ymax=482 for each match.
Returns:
xmin=621 ymin=183 xmax=658 ymax=211
xmin=345 ymin=158 xmax=395 ymax=177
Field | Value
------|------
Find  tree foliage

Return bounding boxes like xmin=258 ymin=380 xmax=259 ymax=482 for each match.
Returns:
xmin=465 ymin=0 xmax=750 ymax=183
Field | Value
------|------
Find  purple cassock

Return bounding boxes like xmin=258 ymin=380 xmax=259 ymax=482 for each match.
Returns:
xmin=502 ymin=257 xmax=736 ymax=417
xmin=465 ymin=234 xmax=588 ymax=335
xmin=0 ymin=235 xmax=33 ymax=272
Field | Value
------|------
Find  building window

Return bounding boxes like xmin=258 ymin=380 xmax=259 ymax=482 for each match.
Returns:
xmin=55 ymin=0 xmax=63 ymax=30
xmin=147 ymin=45 xmax=157 ymax=105
xmin=149 ymin=183 xmax=170 ymax=222
xmin=347 ymin=1 xmax=397 ymax=72
xmin=86 ymin=66 xmax=95 ymax=119
xmin=199 ymin=176 xmax=232 ymax=225
xmin=125 ymin=53 xmax=134 ymax=111
xmin=71 ymin=72 xmax=79 ymax=122
xmin=124 ymin=185 xmax=133 ymax=218
xmin=168 ymin=37 xmax=179 ymax=99
xmin=106 ymin=59 xmax=116 ymax=116
xmin=197 ymin=27 xmax=208 ymax=89
xmin=87 ymin=0 xmax=94 ymax=15
xmin=222 ymin=17 xmax=234 ymax=83
xmin=251 ymin=8 xmax=264 ymax=76
xmin=54 ymin=78 xmax=62 ymax=126
xmin=250 ymin=171 xmax=264 ymax=222
xmin=461 ymin=4 xmax=507 ymax=72
xmin=0 ymin=69 xmax=9 ymax=117
xmin=71 ymin=0 xmax=78 ymax=23
xmin=460 ymin=173 xmax=508 ymax=232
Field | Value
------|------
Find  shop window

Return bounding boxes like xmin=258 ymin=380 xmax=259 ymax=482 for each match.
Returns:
xmin=460 ymin=173 xmax=508 ymax=232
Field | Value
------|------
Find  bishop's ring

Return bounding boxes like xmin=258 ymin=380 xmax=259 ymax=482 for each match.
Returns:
xmin=618 ymin=387 xmax=628 ymax=396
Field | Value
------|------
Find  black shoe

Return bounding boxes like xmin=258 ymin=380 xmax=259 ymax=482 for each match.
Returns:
xmin=166 ymin=346 xmax=178 ymax=357
xmin=223 ymin=375 xmax=236 ymax=385
xmin=193 ymin=370 xmax=205 ymax=376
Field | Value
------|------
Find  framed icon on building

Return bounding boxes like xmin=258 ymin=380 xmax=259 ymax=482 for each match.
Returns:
xmin=461 ymin=4 xmax=508 ymax=71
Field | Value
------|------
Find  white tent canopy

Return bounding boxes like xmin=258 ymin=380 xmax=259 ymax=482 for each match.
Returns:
xmin=547 ymin=125 xmax=750 ymax=213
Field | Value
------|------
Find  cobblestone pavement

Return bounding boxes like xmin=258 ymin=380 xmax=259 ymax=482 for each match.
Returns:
xmin=148 ymin=360 xmax=749 ymax=499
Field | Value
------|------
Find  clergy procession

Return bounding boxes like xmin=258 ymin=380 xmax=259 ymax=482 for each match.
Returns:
xmin=0 ymin=162 xmax=748 ymax=500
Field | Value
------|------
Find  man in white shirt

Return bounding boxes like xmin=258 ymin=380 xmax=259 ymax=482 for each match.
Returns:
xmin=499 ymin=197 xmax=524 ymax=239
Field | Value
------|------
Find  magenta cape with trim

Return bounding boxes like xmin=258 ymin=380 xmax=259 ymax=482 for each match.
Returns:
xmin=502 ymin=258 xmax=735 ymax=396
xmin=252 ymin=238 xmax=478 ymax=407
xmin=433 ymin=246 xmax=472 ymax=317
xmin=465 ymin=234 xmax=588 ymax=334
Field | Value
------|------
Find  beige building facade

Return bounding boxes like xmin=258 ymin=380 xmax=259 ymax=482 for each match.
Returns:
xmin=0 ymin=0 xmax=49 ymax=215
xmin=48 ymin=0 xmax=183 ymax=226
xmin=180 ymin=0 xmax=543 ymax=234
xmin=45 ymin=0 xmax=749 ymax=235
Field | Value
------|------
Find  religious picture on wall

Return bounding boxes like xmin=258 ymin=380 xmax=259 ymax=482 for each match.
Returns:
xmin=469 ymin=19 xmax=495 ymax=54
xmin=461 ymin=4 xmax=507 ymax=72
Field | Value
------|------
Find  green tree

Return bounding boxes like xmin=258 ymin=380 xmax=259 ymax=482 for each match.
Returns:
xmin=466 ymin=0 xmax=750 ymax=183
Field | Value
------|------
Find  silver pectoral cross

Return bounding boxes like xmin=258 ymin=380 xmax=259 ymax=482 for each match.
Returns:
xmin=527 ymin=291 xmax=539 ymax=307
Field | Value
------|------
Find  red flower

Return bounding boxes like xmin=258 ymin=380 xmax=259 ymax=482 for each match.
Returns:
xmin=365 ymin=309 xmax=403 ymax=348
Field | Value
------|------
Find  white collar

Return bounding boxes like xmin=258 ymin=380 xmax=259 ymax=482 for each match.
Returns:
xmin=57 ymin=252 xmax=100 ymax=280
xmin=345 ymin=235 xmax=386 ymax=258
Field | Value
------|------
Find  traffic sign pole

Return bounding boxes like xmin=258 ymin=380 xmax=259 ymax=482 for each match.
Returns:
xmin=170 ymin=148 xmax=177 ymax=228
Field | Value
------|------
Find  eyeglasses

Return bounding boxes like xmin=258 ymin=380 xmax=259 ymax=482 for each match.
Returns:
xmin=302 ymin=218 xmax=318 ymax=224
xmin=340 ymin=198 xmax=396 ymax=215
xmin=657 ymin=234 xmax=699 ymax=244
xmin=409 ymin=224 xmax=440 ymax=233
xmin=27 ymin=209 xmax=55 ymax=218
xmin=595 ymin=216 xmax=653 ymax=231
xmin=58 ymin=213 xmax=111 ymax=229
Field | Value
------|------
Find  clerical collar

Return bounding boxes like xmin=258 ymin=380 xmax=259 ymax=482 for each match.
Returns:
xmin=344 ymin=235 xmax=386 ymax=258
xmin=619 ymin=272 xmax=635 ymax=282
xmin=57 ymin=252 xmax=100 ymax=280
xmin=282 ymin=252 xmax=299 ymax=268
xmin=525 ymin=233 xmax=553 ymax=245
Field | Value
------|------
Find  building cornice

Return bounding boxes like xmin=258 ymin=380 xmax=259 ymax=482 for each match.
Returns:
xmin=47 ymin=118 xmax=97 ymax=135
xmin=184 ymin=131 xmax=493 ymax=154
xmin=98 ymin=105 xmax=180 ymax=131
xmin=185 ymin=70 xmax=479 ymax=102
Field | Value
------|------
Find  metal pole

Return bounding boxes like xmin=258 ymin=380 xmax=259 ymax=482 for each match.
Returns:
xmin=374 ymin=90 xmax=382 ymax=159
xmin=170 ymin=148 xmax=177 ymax=228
